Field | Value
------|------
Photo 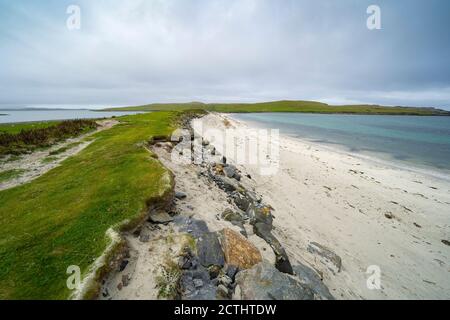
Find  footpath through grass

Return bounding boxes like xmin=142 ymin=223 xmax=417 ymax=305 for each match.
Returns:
xmin=105 ymin=100 xmax=450 ymax=116
xmin=0 ymin=112 xmax=177 ymax=299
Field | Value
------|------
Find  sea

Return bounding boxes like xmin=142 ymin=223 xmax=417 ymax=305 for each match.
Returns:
xmin=0 ymin=109 xmax=144 ymax=124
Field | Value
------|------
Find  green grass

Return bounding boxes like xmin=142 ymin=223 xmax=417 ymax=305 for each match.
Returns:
xmin=104 ymin=100 xmax=450 ymax=116
xmin=0 ymin=121 xmax=60 ymax=134
xmin=49 ymin=142 xmax=82 ymax=156
xmin=0 ymin=169 xmax=26 ymax=183
xmin=0 ymin=112 xmax=178 ymax=299
xmin=41 ymin=156 xmax=59 ymax=164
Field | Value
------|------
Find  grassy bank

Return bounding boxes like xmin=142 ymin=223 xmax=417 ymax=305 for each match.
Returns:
xmin=0 ymin=120 xmax=97 ymax=157
xmin=105 ymin=100 xmax=450 ymax=116
xmin=0 ymin=121 xmax=60 ymax=134
xmin=0 ymin=112 xmax=178 ymax=299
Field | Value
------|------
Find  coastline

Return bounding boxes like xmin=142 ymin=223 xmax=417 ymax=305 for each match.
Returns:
xmin=226 ymin=113 xmax=450 ymax=182
xmin=198 ymin=113 xmax=450 ymax=299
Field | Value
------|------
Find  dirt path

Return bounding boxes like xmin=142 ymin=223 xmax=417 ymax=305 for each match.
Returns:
xmin=0 ymin=119 xmax=118 ymax=191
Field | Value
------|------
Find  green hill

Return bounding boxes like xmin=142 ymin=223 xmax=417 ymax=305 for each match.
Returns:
xmin=103 ymin=100 xmax=450 ymax=116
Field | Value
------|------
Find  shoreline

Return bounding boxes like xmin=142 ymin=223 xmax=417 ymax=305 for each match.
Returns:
xmin=226 ymin=113 xmax=450 ymax=183
xmin=200 ymin=113 xmax=450 ymax=299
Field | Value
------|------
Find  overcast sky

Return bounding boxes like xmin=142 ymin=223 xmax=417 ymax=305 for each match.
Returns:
xmin=0 ymin=0 xmax=449 ymax=109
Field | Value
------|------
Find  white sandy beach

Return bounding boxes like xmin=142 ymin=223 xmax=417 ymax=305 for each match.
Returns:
xmin=197 ymin=113 xmax=450 ymax=300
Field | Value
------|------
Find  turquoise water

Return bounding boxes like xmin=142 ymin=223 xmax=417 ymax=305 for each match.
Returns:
xmin=232 ymin=113 xmax=450 ymax=172
xmin=0 ymin=110 xmax=145 ymax=124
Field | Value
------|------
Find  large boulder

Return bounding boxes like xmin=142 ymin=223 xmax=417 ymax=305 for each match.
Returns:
xmin=234 ymin=262 xmax=314 ymax=300
xmin=220 ymin=228 xmax=262 ymax=270
xmin=197 ymin=232 xmax=225 ymax=268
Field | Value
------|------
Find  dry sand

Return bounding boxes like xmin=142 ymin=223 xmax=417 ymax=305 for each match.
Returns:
xmin=197 ymin=113 xmax=450 ymax=300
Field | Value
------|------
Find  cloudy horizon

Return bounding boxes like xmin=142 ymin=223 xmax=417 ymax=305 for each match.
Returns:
xmin=1 ymin=0 xmax=449 ymax=110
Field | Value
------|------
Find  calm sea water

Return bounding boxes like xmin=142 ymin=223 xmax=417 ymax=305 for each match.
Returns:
xmin=232 ymin=113 xmax=450 ymax=172
xmin=0 ymin=109 xmax=144 ymax=124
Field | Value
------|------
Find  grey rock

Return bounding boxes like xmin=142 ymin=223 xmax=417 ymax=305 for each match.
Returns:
xmin=213 ymin=175 xmax=240 ymax=193
xmin=223 ymin=165 xmax=238 ymax=179
xmin=218 ymin=275 xmax=233 ymax=287
xmin=233 ymin=173 xmax=242 ymax=181
xmin=247 ymin=204 xmax=274 ymax=226
xmin=225 ymin=265 xmax=239 ymax=281
xmin=253 ymin=222 xmax=294 ymax=275
xmin=122 ymin=274 xmax=130 ymax=287
xmin=307 ymin=242 xmax=342 ymax=274
xmin=217 ymin=284 xmax=229 ymax=298
xmin=139 ymin=234 xmax=150 ymax=243
xmin=193 ymin=278 xmax=204 ymax=288
xmin=221 ymin=209 xmax=243 ymax=222
xmin=175 ymin=191 xmax=187 ymax=200
xmin=197 ymin=232 xmax=225 ymax=268
xmin=234 ymin=262 xmax=314 ymax=300
xmin=293 ymin=263 xmax=335 ymax=300
xmin=149 ymin=211 xmax=174 ymax=224
xmin=119 ymin=260 xmax=129 ymax=272
xmin=231 ymin=193 xmax=251 ymax=212
xmin=180 ymin=266 xmax=217 ymax=300
xmin=174 ymin=216 xmax=210 ymax=239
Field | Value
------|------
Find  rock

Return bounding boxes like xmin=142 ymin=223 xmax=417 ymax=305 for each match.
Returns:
xmin=234 ymin=262 xmax=314 ymax=300
xmin=122 ymin=274 xmax=130 ymax=287
xmin=222 ymin=156 xmax=227 ymax=164
xmin=233 ymin=173 xmax=242 ymax=181
xmin=149 ymin=211 xmax=174 ymax=224
xmin=175 ymin=191 xmax=187 ymax=200
xmin=230 ymin=220 xmax=248 ymax=238
xmin=293 ymin=263 xmax=334 ymax=300
xmin=221 ymin=209 xmax=243 ymax=222
xmin=247 ymin=204 xmax=273 ymax=226
xmin=193 ymin=278 xmax=204 ymax=288
xmin=225 ymin=265 xmax=239 ymax=281
xmin=208 ymin=265 xmax=222 ymax=279
xmin=118 ymin=259 xmax=129 ymax=272
xmin=231 ymin=193 xmax=251 ymax=212
xmin=223 ymin=165 xmax=237 ymax=178
xmin=102 ymin=288 xmax=109 ymax=298
xmin=218 ymin=275 xmax=233 ymax=287
xmin=174 ymin=216 xmax=209 ymax=239
xmin=202 ymin=139 xmax=210 ymax=146
xmin=213 ymin=175 xmax=240 ymax=193
xmin=180 ymin=266 xmax=217 ymax=300
xmin=217 ymin=284 xmax=229 ymax=299
xmin=253 ymin=222 xmax=294 ymax=275
xmin=197 ymin=232 xmax=225 ymax=268
xmin=307 ymin=242 xmax=342 ymax=274
xmin=442 ymin=240 xmax=450 ymax=246
xmin=139 ymin=234 xmax=150 ymax=243
xmin=220 ymin=228 xmax=262 ymax=270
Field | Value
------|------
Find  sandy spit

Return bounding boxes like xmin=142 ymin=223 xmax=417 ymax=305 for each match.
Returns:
xmin=197 ymin=113 xmax=450 ymax=300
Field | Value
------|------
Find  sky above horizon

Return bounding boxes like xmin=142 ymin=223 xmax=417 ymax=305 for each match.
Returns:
xmin=0 ymin=0 xmax=449 ymax=110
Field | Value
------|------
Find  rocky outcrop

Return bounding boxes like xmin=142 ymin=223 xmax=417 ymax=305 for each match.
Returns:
xmin=220 ymin=228 xmax=262 ymax=270
xmin=234 ymin=262 xmax=314 ymax=300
